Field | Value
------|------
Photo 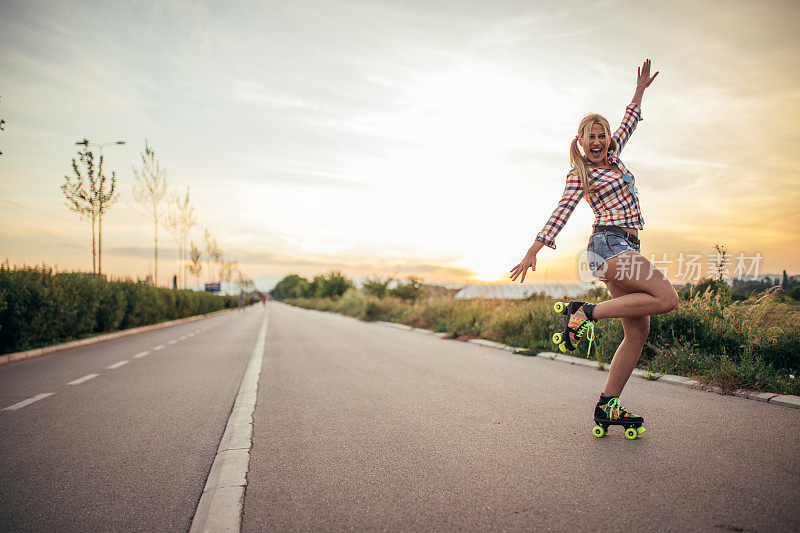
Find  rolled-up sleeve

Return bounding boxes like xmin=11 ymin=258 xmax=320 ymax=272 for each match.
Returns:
xmin=612 ymin=103 xmax=643 ymax=156
xmin=535 ymin=169 xmax=583 ymax=250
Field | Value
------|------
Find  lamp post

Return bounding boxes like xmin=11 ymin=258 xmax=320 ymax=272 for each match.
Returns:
xmin=76 ymin=139 xmax=126 ymax=154
xmin=74 ymin=139 xmax=125 ymax=277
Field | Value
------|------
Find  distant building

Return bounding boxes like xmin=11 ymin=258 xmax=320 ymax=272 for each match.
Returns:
xmin=455 ymin=283 xmax=597 ymax=300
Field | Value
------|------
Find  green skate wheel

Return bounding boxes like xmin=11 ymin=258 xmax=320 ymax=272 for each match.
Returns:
xmin=637 ymin=426 xmax=646 ymax=435
xmin=554 ymin=301 xmax=566 ymax=314
xmin=592 ymin=425 xmax=605 ymax=438
xmin=625 ymin=427 xmax=638 ymax=440
xmin=552 ymin=332 xmax=562 ymax=344
xmin=559 ymin=343 xmax=567 ymax=353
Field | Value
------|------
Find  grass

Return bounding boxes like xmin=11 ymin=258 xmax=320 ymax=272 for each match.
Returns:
xmin=284 ymin=286 xmax=800 ymax=396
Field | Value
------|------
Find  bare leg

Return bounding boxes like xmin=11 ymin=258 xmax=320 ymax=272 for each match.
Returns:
xmin=590 ymin=252 xmax=677 ymax=396
xmin=600 ymin=279 xmax=650 ymax=396
xmin=592 ymin=252 xmax=679 ymax=320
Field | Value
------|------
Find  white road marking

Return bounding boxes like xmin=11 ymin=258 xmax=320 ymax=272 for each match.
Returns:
xmin=152 ymin=344 xmax=165 ymax=351
xmin=3 ymin=393 xmax=54 ymax=411
xmin=166 ymin=339 xmax=178 ymax=345
xmin=190 ymin=308 xmax=268 ymax=532
xmin=106 ymin=360 xmax=129 ymax=370
xmin=132 ymin=351 xmax=150 ymax=359
xmin=178 ymin=335 xmax=187 ymax=340
xmin=67 ymin=373 xmax=99 ymax=385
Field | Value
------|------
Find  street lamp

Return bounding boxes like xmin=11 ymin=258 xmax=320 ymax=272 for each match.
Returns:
xmin=75 ymin=139 xmax=126 ymax=154
xmin=73 ymin=138 xmax=126 ymax=278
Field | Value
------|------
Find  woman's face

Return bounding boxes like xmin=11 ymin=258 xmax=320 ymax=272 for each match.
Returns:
xmin=581 ymin=123 xmax=608 ymax=166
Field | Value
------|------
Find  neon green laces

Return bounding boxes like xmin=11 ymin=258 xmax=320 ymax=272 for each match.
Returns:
xmin=578 ymin=320 xmax=595 ymax=355
xmin=604 ymin=397 xmax=621 ymax=419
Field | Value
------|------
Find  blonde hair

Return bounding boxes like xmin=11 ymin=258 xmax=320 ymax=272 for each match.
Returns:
xmin=569 ymin=113 xmax=617 ymax=199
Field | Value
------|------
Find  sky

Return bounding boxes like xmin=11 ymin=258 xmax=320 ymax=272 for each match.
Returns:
xmin=1 ymin=0 xmax=799 ymax=290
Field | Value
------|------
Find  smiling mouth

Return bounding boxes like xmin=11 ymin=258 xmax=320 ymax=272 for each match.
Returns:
xmin=590 ymin=148 xmax=603 ymax=156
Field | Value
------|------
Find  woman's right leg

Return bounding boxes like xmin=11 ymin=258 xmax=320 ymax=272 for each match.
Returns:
xmin=592 ymin=251 xmax=679 ymax=320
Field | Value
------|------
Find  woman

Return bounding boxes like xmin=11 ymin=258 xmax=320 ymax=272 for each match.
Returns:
xmin=509 ymin=59 xmax=679 ymax=438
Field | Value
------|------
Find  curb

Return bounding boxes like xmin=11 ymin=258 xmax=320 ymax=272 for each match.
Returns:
xmin=531 ymin=350 xmax=800 ymax=410
xmin=0 ymin=308 xmax=237 ymax=367
xmin=190 ymin=307 xmax=268 ymax=533
xmin=394 ymin=323 xmax=800 ymax=411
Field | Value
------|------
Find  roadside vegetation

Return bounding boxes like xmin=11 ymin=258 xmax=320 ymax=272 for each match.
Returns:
xmin=273 ymin=271 xmax=800 ymax=396
xmin=0 ymin=263 xmax=244 ymax=355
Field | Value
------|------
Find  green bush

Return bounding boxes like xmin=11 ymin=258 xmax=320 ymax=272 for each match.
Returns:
xmin=0 ymin=264 xmax=238 ymax=354
xmin=389 ymin=277 xmax=424 ymax=301
xmin=361 ymin=277 xmax=391 ymax=298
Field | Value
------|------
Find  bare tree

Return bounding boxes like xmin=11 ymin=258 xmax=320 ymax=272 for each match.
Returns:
xmin=61 ymin=145 xmax=98 ymax=273
xmin=132 ymin=140 xmax=168 ymax=286
xmin=713 ymin=243 xmax=729 ymax=280
xmin=221 ymin=259 xmax=239 ymax=293
xmin=188 ymin=241 xmax=202 ymax=289
xmin=220 ymin=260 xmax=233 ymax=294
xmin=166 ymin=187 xmax=198 ymax=288
xmin=202 ymin=228 xmax=223 ymax=284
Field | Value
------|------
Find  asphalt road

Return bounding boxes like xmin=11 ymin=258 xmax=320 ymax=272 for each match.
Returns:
xmin=2 ymin=302 xmax=799 ymax=532
xmin=244 ymin=303 xmax=800 ymax=532
xmin=0 ymin=305 xmax=263 ymax=532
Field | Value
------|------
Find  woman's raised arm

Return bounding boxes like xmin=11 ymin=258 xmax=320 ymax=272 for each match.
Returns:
xmin=631 ymin=58 xmax=658 ymax=108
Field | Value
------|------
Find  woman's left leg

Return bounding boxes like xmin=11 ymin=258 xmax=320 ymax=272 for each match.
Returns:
xmin=601 ymin=278 xmax=650 ymax=396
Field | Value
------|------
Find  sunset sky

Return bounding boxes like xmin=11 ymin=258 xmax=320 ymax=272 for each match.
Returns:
xmin=1 ymin=0 xmax=798 ymax=289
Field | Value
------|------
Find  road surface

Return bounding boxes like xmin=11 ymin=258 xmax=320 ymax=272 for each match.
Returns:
xmin=2 ymin=302 xmax=798 ymax=532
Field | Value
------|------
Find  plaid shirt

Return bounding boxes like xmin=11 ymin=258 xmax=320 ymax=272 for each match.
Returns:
xmin=535 ymin=103 xmax=644 ymax=250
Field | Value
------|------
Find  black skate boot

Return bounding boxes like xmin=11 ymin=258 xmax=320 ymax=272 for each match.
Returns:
xmin=552 ymin=300 xmax=595 ymax=354
xmin=592 ymin=396 xmax=645 ymax=440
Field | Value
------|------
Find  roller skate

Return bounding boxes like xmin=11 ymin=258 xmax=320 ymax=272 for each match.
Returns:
xmin=592 ymin=396 xmax=645 ymax=440
xmin=552 ymin=300 xmax=595 ymax=354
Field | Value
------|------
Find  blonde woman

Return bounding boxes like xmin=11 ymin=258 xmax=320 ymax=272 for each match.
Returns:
xmin=509 ymin=59 xmax=678 ymax=439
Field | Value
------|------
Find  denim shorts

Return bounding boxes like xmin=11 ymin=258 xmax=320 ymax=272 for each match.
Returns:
xmin=587 ymin=230 xmax=641 ymax=280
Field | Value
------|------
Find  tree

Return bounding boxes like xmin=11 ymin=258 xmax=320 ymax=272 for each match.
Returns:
xmin=220 ymin=259 xmax=235 ymax=293
xmin=202 ymin=228 xmax=223 ymax=283
xmin=132 ymin=140 xmax=168 ymax=286
xmin=188 ymin=241 xmax=202 ymax=289
xmin=361 ymin=277 xmax=392 ymax=298
xmin=92 ymin=148 xmax=119 ymax=277
xmin=61 ymin=143 xmax=117 ymax=275
xmin=271 ymin=274 xmax=311 ymax=299
xmin=312 ymin=270 xmax=353 ymax=298
xmin=166 ymin=187 xmax=197 ymax=288
xmin=389 ymin=276 xmax=423 ymax=301
xmin=713 ymin=243 xmax=729 ymax=280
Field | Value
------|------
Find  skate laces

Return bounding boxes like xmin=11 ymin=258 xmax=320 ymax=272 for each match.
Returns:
xmin=599 ymin=397 xmax=620 ymax=419
xmin=602 ymin=397 xmax=636 ymax=420
xmin=568 ymin=306 xmax=595 ymax=355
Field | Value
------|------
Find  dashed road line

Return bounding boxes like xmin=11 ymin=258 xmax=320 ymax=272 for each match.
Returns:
xmin=106 ymin=360 xmax=129 ymax=370
xmin=178 ymin=335 xmax=187 ymax=340
xmin=132 ymin=350 xmax=150 ymax=359
xmin=3 ymin=393 xmax=54 ymax=411
xmin=67 ymin=373 xmax=99 ymax=385
xmin=152 ymin=345 xmax=165 ymax=351
xmin=166 ymin=339 xmax=178 ymax=345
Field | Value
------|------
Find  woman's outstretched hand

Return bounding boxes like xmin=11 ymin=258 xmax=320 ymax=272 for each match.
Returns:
xmin=509 ymin=250 xmax=537 ymax=283
xmin=637 ymin=58 xmax=659 ymax=90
